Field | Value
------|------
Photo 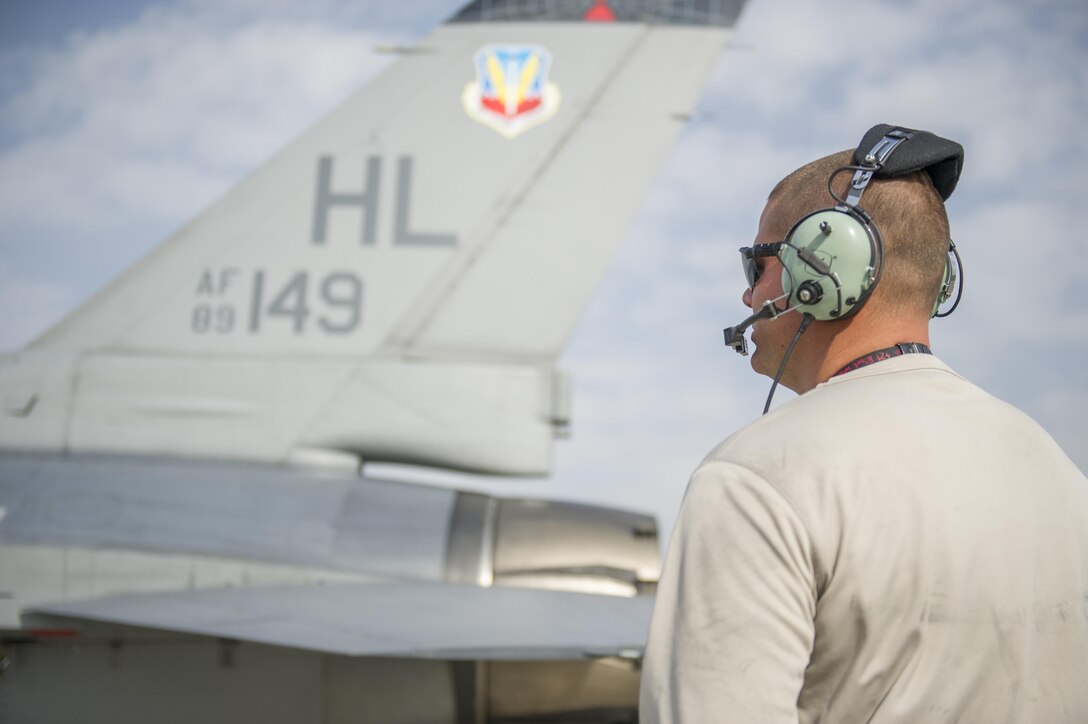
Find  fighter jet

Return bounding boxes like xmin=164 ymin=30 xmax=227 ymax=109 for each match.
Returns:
xmin=0 ymin=1 xmax=746 ymax=721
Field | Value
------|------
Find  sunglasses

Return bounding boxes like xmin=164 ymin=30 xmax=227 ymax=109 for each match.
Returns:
xmin=739 ymin=242 xmax=783 ymax=288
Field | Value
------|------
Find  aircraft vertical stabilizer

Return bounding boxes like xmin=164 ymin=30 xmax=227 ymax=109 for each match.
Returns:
xmin=3 ymin=0 xmax=745 ymax=474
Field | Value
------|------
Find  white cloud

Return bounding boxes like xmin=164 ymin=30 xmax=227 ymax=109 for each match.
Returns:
xmin=0 ymin=9 xmax=399 ymax=234
xmin=0 ymin=261 xmax=77 ymax=350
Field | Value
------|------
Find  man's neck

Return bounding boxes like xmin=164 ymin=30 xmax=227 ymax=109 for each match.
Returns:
xmin=793 ymin=314 xmax=931 ymax=393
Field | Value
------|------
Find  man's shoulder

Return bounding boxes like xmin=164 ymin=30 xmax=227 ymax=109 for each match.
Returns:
xmin=699 ymin=354 xmax=1047 ymax=485
xmin=710 ymin=356 xmax=954 ymax=444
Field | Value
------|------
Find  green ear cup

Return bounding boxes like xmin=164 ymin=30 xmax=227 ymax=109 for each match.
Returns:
xmin=779 ymin=208 xmax=879 ymax=321
xmin=932 ymin=249 xmax=956 ymax=317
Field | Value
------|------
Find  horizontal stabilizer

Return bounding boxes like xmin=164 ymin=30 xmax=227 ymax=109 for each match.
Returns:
xmin=28 ymin=581 xmax=653 ymax=660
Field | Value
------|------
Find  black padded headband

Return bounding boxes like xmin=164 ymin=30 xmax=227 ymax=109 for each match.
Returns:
xmin=853 ymin=124 xmax=965 ymax=201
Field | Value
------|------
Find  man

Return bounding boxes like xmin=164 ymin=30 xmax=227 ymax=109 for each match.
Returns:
xmin=639 ymin=126 xmax=1088 ymax=722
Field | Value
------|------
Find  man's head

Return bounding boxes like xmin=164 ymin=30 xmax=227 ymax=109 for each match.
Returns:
xmin=769 ymin=149 xmax=951 ymax=319
xmin=742 ymin=149 xmax=952 ymax=388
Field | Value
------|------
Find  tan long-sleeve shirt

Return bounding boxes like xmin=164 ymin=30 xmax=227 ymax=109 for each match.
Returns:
xmin=641 ymin=355 xmax=1088 ymax=723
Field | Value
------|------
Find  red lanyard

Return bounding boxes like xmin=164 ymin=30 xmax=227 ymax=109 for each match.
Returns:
xmin=832 ymin=343 xmax=931 ymax=378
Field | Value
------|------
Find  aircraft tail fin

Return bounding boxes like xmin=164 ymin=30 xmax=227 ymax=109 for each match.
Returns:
xmin=9 ymin=3 xmax=745 ymax=474
xmin=30 ymin=2 xmax=742 ymax=364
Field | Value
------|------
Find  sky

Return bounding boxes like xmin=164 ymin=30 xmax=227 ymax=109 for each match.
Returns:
xmin=1 ymin=0 xmax=1086 ymax=549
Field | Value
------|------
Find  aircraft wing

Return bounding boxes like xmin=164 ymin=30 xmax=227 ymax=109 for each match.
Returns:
xmin=27 ymin=581 xmax=653 ymax=660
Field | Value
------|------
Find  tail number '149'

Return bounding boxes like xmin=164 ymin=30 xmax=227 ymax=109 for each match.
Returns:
xmin=191 ymin=270 xmax=362 ymax=335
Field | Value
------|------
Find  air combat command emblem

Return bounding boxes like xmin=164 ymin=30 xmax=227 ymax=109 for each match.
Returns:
xmin=462 ymin=45 xmax=561 ymax=139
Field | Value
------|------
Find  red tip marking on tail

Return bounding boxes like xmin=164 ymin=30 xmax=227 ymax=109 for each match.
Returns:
xmin=584 ymin=0 xmax=616 ymax=22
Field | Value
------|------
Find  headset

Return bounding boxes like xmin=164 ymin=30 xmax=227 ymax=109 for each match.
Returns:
xmin=772 ymin=128 xmax=961 ymax=323
xmin=723 ymin=124 xmax=966 ymax=411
